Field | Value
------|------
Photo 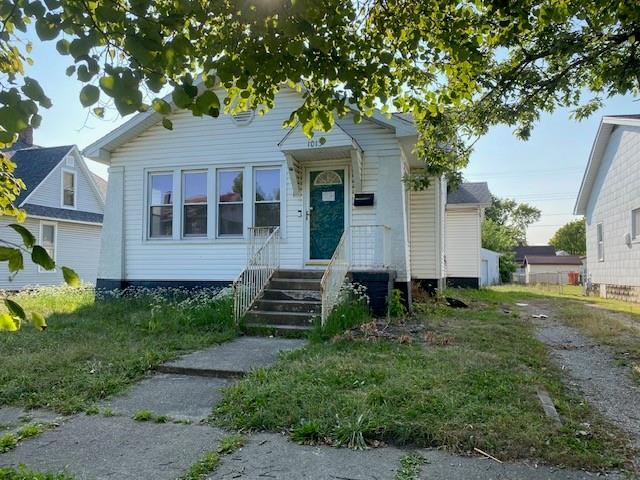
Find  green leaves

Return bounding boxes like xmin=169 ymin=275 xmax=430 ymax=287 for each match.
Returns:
xmin=79 ymin=85 xmax=100 ymax=107
xmin=4 ymin=299 xmax=25 ymax=321
xmin=62 ymin=267 xmax=80 ymax=287
xmin=0 ymin=247 xmax=24 ymax=273
xmin=34 ymin=17 xmax=60 ymax=41
xmin=152 ymin=98 xmax=171 ymax=115
xmin=31 ymin=246 xmax=55 ymax=271
xmin=8 ymin=224 xmax=35 ymax=247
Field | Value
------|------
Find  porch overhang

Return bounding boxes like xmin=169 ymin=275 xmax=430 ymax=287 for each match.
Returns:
xmin=278 ymin=122 xmax=364 ymax=196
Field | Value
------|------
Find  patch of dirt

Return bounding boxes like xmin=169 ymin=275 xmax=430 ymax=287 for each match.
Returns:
xmin=336 ymin=320 xmax=454 ymax=346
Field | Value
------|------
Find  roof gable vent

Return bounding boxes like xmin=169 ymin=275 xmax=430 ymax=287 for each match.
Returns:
xmin=231 ymin=110 xmax=255 ymax=126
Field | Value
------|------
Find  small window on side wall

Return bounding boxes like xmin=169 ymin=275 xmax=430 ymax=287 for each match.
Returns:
xmin=597 ymin=222 xmax=604 ymax=262
xmin=632 ymin=208 xmax=640 ymax=241
xmin=218 ymin=170 xmax=243 ymax=236
xmin=39 ymin=222 xmax=56 ymax=272
xmin=149 ymin=173 xmax=173 ymax=238
xmin=62 ymin=170 xmax=75 ymax=208
xmin=254 ymin=168 xmax=280 ymax=228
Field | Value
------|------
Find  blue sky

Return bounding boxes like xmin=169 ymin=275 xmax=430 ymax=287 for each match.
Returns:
xmin=22 ymin=33 xmax=639 ymax=245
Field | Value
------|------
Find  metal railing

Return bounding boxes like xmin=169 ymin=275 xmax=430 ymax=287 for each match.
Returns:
xmin=320 ymin=229 xmax=350 ymax=326
xmin=320 ymin=224 xmax=390 ymax=325
xmin=233 ymin=226 xmax=280 ymax=323
xmin=349 ymin=224 xmax=391 ymax=269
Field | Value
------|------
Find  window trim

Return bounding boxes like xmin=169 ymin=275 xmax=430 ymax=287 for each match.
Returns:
xmin=148 ymin=171 xmax=175 ymax=240
xmin=632 ymin=208 xmax=640 ymax=242
xmin=38 ymin=221 xmax=57 ymax=273
xmin=61 ymin=168 xmax=76 ymax=209
xmin=182 ymin=170 xmax=208 ymax=238
xmin=253 ymin=166 xmax=282 ymax=229
xmin=597 ymin=222 xmax=604 ymax=262
xmin=216 ymin=168 xmax=244 ymax=238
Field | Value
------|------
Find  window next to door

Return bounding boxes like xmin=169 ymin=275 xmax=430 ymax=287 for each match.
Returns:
xmin=254 ymin=168 xmax=280 ymax=228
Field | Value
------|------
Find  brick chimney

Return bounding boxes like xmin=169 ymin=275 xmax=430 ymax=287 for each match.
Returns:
xmin=17 ymin=127 xmax=33 ymax=146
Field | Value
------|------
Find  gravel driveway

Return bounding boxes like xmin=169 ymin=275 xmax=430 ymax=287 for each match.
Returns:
xmin=522 ymin=300 xmax=640 ymax=450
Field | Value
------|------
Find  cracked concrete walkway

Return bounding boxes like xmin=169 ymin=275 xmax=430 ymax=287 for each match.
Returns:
xmin=0 ymin=335 xmax=625 ymax=479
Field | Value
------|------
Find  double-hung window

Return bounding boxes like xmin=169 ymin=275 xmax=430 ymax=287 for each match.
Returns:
xmin=183 ymin=171 xmax=207 ymax=237
xmin=254 ymin=168 xmax=281 ymax=228
xmin=39 ymin=222 xmax=56 ymax=272
xmin=149 ymin=173 xmax=174 ymax=238
xmin=597 ymin=222 xmax=604 ymax=262
xmin=62 ymin=170 xmax=75 ymax=208
xmin=632 ymin=208 xmax=640 ymax=241
xmin=217 ymin=170 xmax=243 ymax=236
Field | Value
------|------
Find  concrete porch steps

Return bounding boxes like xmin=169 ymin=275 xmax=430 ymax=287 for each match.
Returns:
xmin=243 ymin=269 xmax=323 ymax=334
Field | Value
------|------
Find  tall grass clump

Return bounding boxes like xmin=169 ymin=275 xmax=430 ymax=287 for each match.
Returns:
xmin=310 ymin=282 xmax=371 ymax=341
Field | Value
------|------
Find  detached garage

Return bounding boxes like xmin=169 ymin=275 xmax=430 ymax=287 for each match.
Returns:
xmin=480 ymin=248 xmax=501 ymax=286
xmin=523 ymin=255 xmax=583 ymax=284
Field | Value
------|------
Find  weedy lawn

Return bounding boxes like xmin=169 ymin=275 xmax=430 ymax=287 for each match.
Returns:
xmin=0 ymin=286 xmax=235 ymax=413
xmin=212 ymin=288 xmax=634 ymax=470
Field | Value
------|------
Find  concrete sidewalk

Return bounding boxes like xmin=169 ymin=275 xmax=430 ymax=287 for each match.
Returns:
xmin=0 ymin=336 xmax=624 ymax=479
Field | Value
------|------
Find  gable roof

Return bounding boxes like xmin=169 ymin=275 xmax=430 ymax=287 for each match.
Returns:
xmin=524 ymin=255 xmax=582 ymax=266
xmin=513 ymin=245 xmax=556 ymax=263
xmin=11 ymin=145 xmax=74 ymax=205
xmin=574 ymin=115 xmax=640 ymax=215
xmin=82 ymin=86 xmax=416 ymax=163
xmin=447 ymin=182 xmax=491 ymax=207
xmin=91 ymin=173 xmax=108 ymax=199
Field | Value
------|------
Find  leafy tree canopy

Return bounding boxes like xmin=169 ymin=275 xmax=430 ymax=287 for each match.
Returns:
xmin=485 ymin=196 xmax=541 ymax=245
xmin=549 ymin=218 xmax=586 ymax=256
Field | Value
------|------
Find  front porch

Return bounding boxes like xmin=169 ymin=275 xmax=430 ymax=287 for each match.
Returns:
xmin=234 ymin=225 xmax=395 ymax=332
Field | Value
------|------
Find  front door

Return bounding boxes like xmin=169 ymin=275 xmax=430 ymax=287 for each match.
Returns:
xmin=308 ymin=169 xmax=345 ymax=261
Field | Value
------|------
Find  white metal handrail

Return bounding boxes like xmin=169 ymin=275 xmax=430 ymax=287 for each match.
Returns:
xmin=320 ymin=229 xmax=351 ymax=326
xmin=233 ymin=226 xmax=280 ymax=323
xmin=349 ymin=224 xmax=391 ymax=269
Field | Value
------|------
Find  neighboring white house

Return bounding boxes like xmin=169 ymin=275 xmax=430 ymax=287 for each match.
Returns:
xmin=1 ymin=132 xmax=106 ymax=289
xmin=522 ymin=255 xmax=583 ymax=285
xmin=480 ymin=248 xmax=501 ymax=286
xmin=575 ymin=114 xmax=640 ymax=302
xmin=83 ymin=87 xmax=489 ymax=320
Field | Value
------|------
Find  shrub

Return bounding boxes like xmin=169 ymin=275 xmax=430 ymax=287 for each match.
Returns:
xmin=386 ymin=289 xmax=407 ymax=319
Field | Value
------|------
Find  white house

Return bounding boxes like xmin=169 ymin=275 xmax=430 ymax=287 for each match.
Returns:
xmin=575 ymin=114 xmax=640 ymax=302
xmin=1 ymin=132 xmax=106 ymax=289
xmin=83 ymin=87 xmax=489 ymax=327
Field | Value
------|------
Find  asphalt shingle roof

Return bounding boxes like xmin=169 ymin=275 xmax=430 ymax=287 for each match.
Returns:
xmin=11 ymin=145 xmax=74 ymax=205
xmin=447 ymin=182 xmax=491 ymax=205
xmin=524 ymin=255 xmax=583 ymax=266
xmin=23 ymin=204 xmax=103 ymax=224
xmin=514 ymin=245 xmax=556 ymax=263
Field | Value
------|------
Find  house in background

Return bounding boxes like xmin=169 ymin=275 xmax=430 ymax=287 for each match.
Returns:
xmin=522 ymin=255 xmax=583 ymax=285
xmin=83 ymin=87 xmax=490 ymax=327
xmin=575 ymin=114 xmax=640 ymax=302
xmin=0 ymin=129 xmax=105 ymax=289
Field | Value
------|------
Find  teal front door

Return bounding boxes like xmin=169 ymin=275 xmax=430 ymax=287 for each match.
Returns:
xmin=309 ymin=169 xmax=345 ymax=261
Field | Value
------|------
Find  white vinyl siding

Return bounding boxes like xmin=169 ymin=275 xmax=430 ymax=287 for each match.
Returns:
xmin=409 ymin=181 xmax=438 ymax=278
xmin=585 ymin=125 xmax=640 ymax=286
xmin=0 ymin=216 xmax=101 ymax=288
xmin=108 ymin=88 xmax=409 ymax=282
xmin=445 ymin=208 xmax=481 ymax=279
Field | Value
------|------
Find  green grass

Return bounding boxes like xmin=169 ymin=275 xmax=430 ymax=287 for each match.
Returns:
xmin=395 ymin=453 xmax=425 ymax=480
xmin=0 ymin=286 xmax=236 ymax=414
xmin=0 ymin=466 xmax=73 ymax=480
xmin=216 ymin=434 xmax=245 ymax=454
xmin=212 ymin=288 xmax=634 ymax=470
xmin=177 ymin=452 xmax=220 ymax=480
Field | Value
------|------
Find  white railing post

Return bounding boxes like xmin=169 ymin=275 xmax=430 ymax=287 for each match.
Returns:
xmin=232 ymin=226 xmax=280 ymax=323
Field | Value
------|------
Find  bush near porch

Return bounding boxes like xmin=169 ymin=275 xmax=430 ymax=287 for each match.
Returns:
xmin=212 ymin=288 xmax=634 ymax=470
xmin=0 ymin=286 xmax=235 ymax=414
